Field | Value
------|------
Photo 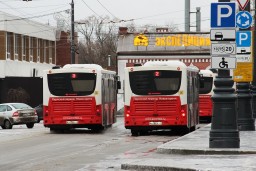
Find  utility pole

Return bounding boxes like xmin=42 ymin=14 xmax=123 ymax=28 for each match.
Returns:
xmin=184 ymin=0 xmax=201 ymax=32
xmin=196 ymin=7 xmax=201 ymax=32
xmin=185 ymin=0 xmax=190 ymax=32
xmin=71 ymin=0 xmax=75 ymax=64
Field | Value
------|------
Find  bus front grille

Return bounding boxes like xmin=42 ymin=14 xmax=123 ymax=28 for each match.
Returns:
xmin=131 ymin=97 xmax=180 ymax=116
xmin=50 ymin=97 xmax=95 ymax=115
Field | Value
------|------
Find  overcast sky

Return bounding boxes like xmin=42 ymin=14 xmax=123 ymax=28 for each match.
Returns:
xmin=0 ymin=0 xmax=218 ymax=32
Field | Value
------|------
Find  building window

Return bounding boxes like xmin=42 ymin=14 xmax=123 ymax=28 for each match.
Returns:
xmin=14 ymin=34 xmax=19 ymax=60
xmin=6 ymin=32 xmax=11 ymax=59
xmin=43 ymin=40 xmax=47 ymax=63
xmin=22 ymin=35 xmax=26 ymax=61
xmin=49 ymin=41 xmax=52 ymax=64
xmin=37 ymin=38 xmax=40 ymax=62
xmin=30 ymin=37 xmax=33 ymax=62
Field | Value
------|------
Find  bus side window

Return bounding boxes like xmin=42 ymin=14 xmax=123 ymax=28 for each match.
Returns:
xmin=117 ymin=81 xmax=121 ymax=90
xmin=199 ymin=74 xmax=204 ymax=88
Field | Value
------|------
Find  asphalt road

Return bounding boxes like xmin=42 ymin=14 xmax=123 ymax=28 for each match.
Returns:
xmin=0 ymin=117 xmax=180 ymax=171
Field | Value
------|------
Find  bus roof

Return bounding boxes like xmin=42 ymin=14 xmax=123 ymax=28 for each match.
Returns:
xmin=199 ymin=69 xmax=214 ymax=77
xmin=143 ymin=60 xmax=187 ymax=68
xmin=63 ymin=64 xmax=103 ymax=70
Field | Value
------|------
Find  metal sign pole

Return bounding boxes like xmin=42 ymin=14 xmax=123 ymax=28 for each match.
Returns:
xmin=252 ymin=0 xmax=256 ymax=119
xmin=236 ymin=1 xmax=255 ymax=131
xmin=209 ymin=0 xmax=240 ymax=148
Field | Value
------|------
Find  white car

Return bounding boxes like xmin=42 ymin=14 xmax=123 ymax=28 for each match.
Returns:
xmin=0 ymin=103 xmax=38 ymax=129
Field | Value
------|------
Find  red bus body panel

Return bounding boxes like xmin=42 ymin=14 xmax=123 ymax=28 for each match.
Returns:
xmin=199 ymin=95 xmax=212 ymax=117
xmin=124 ymin=96 xmax=187 ymax=128
xmin=44 ymin=97 xmax=102 ymax=127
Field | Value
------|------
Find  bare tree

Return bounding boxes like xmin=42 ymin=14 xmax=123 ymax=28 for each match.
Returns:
xmin=77 ymin=15 xmax=118 ymax=68
xmin=77 ymin=15 xmax=179 ymax=69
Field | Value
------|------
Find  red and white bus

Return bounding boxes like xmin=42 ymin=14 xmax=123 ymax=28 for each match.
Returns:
xmin=43 ymin=64 xmax=120 ymax=132
xmin=199 ymin=69 xmax=215 ymax=122
xmin=124 ymin=61 xmax=200 ymax=136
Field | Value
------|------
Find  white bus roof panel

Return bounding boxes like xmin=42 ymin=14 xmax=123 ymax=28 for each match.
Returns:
xmin=63 ymin=64 xmax=103 ymax=70
xmin=143 ymin=61 xmax=186 ymax=68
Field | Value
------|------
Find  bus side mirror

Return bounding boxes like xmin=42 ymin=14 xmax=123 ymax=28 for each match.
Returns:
xmin=117 ymin=81 xmax=121 ymax=89
xmin=199 ymin=74 xmax=204 ymax=88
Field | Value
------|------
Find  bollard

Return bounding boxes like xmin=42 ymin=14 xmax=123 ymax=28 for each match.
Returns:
xmin=209 ymin=69 xmax=240 ymax=148
xmin=237 ymin=83 xmax=255 ymax=130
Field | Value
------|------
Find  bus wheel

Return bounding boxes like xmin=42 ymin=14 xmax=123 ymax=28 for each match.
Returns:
xmin=131 ymin=130 xmax=140 ymax=136
xmin=92 ymin=125 xmax=104 ymax=133
xmin=50 ymin=128 xmax=60 ymax=133
xmin=26 ymin=123 xmax=34 ymax=129
xmin=190 ymin=126 xmax=196 ymax=132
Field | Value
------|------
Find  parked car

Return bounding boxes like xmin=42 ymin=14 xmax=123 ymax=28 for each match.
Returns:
xmin=34 ymin=104 xmax=43 ymax=123
xmin=0 ymin=103 xmax=38 ymax=129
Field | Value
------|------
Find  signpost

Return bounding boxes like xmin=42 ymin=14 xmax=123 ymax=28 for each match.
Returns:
xmin=210 ymin=29 xmax=236 ymax=41
xmin=211 ymin=57 xmax=237 ymax=68
xmin=210 ymin=2 xmax=237 ymax=69
xmin=211 ymin=2 xmax=236 ymax=28
xmin=234 ymin=14 xmax=253 ymax=82
xmin=234 ymin=0 xmax=255 ymax=132
xmin=237 ymin=0 xmax=250 ymax=10
xmin=209 ymin=0 xmax=240 ymax=148
xmin=236 ymin=11 xmax=253 ymax=29
xmin=211 ymin=43 xmax=236 ymax=56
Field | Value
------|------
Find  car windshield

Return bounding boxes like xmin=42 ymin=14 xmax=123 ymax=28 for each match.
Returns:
xmin=11 ymin=103 xmax=32 ymax=109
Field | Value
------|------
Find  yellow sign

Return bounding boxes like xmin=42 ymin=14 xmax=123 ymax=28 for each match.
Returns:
xmin=134 ymin=34 xmax=149 ymax=46
xmin=233 ymin=62 xmax=253 ymax=82
xmin=155 ymin=35 xmax=210 ymax=47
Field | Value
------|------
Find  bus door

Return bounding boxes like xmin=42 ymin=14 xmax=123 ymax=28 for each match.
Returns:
xmin=105 ymin=79 xmax=111 ymax=125
xmin=102 ymin=78 xmax=111 ymax=126
xmin=101 ymin=78 xmax=107 ymax=126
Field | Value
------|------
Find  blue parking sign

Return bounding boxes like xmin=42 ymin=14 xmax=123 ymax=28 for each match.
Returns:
xmin=236 ymin=31 xmax=251 ymax=47
xmin=211 ymin=2 xmax=236 ymax=28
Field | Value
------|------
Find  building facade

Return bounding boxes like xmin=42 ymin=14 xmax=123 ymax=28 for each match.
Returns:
xmin=56 ymin=31 xmax=79 ymax=67
xmin=116 ymin=27 xmax=211 ymax=110
xmin=0 ymin=12 xmax=56 ymax=78
xmin=0 ymin=12 xmax=56 ymax=107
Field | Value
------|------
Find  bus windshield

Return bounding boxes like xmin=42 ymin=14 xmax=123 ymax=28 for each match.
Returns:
xmin=199 ymin=77 xmax=213 ymax=94
xmin=47 ymin=73 xmax=96 ymax=96
xmin=129 ymin=70 xmax=181 ymax=95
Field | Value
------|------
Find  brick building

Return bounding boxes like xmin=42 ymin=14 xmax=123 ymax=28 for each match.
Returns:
xmin=56 ymin=31 xmax=78 ymax=66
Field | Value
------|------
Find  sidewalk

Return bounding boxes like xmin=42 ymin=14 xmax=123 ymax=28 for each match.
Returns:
xmin=121 ymin=124 xmax=256 ymax=171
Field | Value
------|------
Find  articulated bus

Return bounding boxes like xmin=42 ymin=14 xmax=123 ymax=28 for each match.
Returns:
xmin=199 ymin=69 xmax=215 ymax=122
xmin=124 ymin=61 xmax=200 ymax=136
xmin=43 ymin=64 xmax=120 ymax=132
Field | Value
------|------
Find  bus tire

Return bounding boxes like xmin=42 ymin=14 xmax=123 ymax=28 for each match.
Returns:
xmin=190 ymin=126 xmax=196 ymax=132
xmin=131 ymin=130 xmax=139 ymax=136
xmin=26 ymin=123 xmax=34 ymax=129
xmin=50 ymin=128 xmax=60 ymax=133
xmin=92 ymin=125 xmax=104 ymax=132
